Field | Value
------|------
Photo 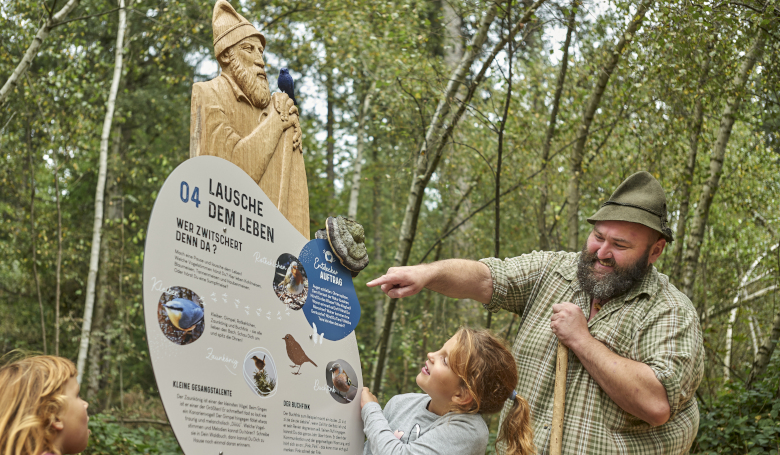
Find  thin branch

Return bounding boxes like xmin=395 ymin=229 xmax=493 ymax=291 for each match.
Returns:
xmin=452 ymin=141 xmax=494 ymax=178
xmin=52 ymin=7 xmax=121 ymax=29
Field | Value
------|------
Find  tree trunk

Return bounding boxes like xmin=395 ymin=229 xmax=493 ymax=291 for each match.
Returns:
xmin=488 ymin=0 xmax=516 ymax=329
xmin=747 ymin=309 xmax=780 ymax=388
xmin=537 ymin=4 xmax=575 ymax=250
xmin=347 ymin=81 xmax=376 ymax=220
xmin=27 ymin=124 xmax=47 ymax=354
xmin=76 ymin=0 xmax=127 ymax=384
xmin=722 ymin=243 xmax=775 ymax=382
xmin=54 ymin=157 xmax=63 ymax=356
xmin=565 ymin=0 xmax=652 ymax=251
xmin=0 ymin=0 xmax=81 ymax=105
xmin=671 ymin=52 xmax=712 ymax=278
xmin=680 ymin=31 xmax=767 ymax=300
xmin=326 ymin=77 xmax=335 ymax=199
xmin=87 ymin=127 xmax=121 ymax=400
xmin=371 ymin=0 xmax=546 ymax=393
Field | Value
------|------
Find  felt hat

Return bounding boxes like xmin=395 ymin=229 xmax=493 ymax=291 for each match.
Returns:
xmin=587 ymin=171 xmax=674 ymax=243
xmin=212 ymin=0 xmax=265 ymax=58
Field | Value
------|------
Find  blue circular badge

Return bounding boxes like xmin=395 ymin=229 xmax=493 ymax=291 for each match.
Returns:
xmin=298 ymin=239 xmax=361 ymax=341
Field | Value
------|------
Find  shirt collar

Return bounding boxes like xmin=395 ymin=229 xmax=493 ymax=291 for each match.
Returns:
xmin=220 ymin=73 xmax=252 ymax=105
xmin=561 ymin=252 xmax=659 ymax=302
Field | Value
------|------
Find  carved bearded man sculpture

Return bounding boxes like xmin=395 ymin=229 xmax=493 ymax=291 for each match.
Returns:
xmin=190 ymin=0 xmax=309 ymax=238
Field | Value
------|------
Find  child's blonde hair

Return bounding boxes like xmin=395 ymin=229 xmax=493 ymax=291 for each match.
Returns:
xmin=448 ymin=327 xmax=535 ymax=455
xmin=0 ymin=354 xmax=77 ymax=455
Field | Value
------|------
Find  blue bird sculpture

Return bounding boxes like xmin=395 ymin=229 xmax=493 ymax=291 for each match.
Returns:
xmin=277 ymin=68 xmax=297 ymax=106
xmin=162 ymin=298 xmax=204 ymax=332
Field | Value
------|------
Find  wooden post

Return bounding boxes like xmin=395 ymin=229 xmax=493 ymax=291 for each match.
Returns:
xmin=550 ymin=342 xmax=568 ymax=455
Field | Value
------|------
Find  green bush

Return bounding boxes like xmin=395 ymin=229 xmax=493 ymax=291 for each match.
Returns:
xmin=693 ymin=358 xmax=780 ymax=454
xmin=84 ymin=414 xmax=182 ymax=455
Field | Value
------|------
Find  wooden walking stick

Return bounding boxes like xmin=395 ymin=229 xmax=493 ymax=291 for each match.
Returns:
xmin=550 ymin=341 xmax=568 ymax=455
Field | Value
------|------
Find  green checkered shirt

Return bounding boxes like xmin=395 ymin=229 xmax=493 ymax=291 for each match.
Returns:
xmin=481 ymin=251 xmax=704 ymax=454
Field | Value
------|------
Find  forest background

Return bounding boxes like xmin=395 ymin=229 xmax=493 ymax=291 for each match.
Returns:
xmin=1 ymin=0 xmax=779 ymax=452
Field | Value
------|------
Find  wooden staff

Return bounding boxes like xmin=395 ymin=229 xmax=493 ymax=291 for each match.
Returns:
xmin=550 ymin=341 xmax=568 ymax=455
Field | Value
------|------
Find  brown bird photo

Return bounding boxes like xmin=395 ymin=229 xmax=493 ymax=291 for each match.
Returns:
xmin=330 ymin=363 xmax=355 ymax=402
xmin=252 ymin=355 xmax=266 ymax=373
xmin=282 ymin=334 xmax=317 ymax=375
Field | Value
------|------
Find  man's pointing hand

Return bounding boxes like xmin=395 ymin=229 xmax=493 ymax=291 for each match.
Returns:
xmin=366 ymin=266 xmax=430 ymax=299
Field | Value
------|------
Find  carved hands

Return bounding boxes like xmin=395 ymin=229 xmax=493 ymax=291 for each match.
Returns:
xmin=272 ymin=92 xmax=302 ymax=153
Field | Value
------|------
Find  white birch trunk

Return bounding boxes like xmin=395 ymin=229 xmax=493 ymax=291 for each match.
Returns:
xmin=748 ymin=316 xmax=759 ymax=360
xmin=747 ymin=310 xmax=780 ymax=387
xmin=565 ymin=0 xmax=652 ymax=251
xmin=0 ymin=0 xmax=81 ymax=105
xmin=76 ymin=0 xmax=127 ymax=384
xmin=347 ymin=81 xmax=376 ymax=220
xmin=371 ymin=0 xmax=547 ymax=393
xmin=721 ymin=243 xmax=775 ymax=382
xmin=723 ymin=305 xmax=739 ymax=382
xmin=680 ymin=31 xmax=767 ymax=299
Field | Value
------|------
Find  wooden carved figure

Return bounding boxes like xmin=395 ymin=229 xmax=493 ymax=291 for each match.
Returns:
xmin=190 ymin=0 xmax=309 ymax=238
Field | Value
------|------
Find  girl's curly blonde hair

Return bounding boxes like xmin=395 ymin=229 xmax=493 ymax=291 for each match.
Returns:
xmin=448 ymin=327 xmax=535 ymax=455
xmin=0 ymin=354 xmax=77 ymax=455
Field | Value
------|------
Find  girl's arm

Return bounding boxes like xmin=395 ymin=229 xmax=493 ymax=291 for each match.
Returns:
xmin=361 ymin=400 xmax=487 ymax=455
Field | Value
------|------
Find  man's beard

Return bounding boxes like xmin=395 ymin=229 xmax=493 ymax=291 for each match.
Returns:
xmin=228 ymin=49 xmax=271 ymax=109
xmin=576 ymin=245 xmax=652 ymax=301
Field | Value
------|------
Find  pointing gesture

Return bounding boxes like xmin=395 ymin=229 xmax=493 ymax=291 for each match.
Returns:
xmin=366 ymin=266 xmax=431 ymax=299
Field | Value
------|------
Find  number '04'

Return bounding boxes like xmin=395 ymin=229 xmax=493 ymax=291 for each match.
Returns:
xmin=180 ymin=181 xmax=201 ymax=208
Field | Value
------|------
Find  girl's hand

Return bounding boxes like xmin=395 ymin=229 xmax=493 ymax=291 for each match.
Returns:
xmin=361 ymin=387 xmax=378 ymax=409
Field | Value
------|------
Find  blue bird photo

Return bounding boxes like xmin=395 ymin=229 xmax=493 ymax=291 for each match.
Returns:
xmin=277 ymin=68 xmax=297 ymax=106
xmin=162 ymin=298 xmax=204 ymax=332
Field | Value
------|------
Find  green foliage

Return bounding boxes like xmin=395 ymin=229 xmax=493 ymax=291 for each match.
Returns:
xmin=253 ymin=369 xmax=277 ymax=396
xmin=693 ymin=357 xmax=780 ymax=453
xmin=85 ymin=414 xmax=181 ymax=455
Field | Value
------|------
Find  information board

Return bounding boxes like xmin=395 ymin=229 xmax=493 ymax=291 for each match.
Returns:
xmin=143 ymin=156 xmax=363 ymax=454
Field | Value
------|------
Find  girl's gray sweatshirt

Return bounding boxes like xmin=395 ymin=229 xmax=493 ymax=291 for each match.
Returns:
xmin=361 ymin=393 xmax=488 ymax=455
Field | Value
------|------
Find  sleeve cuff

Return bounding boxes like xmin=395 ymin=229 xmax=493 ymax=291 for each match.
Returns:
xmin=649 ymin=363 xmax=681 ymax=416
xmin=479 ymin=257 xmax=506 ymax=313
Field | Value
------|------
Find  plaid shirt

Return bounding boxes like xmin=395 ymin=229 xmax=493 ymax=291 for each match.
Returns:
xmin=481 ymin=251 xmax=704 ymax=455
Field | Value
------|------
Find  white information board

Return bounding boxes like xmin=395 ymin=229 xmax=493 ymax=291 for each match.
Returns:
xmin=143 ymin=156 xmax=364 ymax=455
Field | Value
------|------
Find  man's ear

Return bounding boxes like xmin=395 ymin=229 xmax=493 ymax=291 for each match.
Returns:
xmin=648 ymin=238 xmax=666 ymax=264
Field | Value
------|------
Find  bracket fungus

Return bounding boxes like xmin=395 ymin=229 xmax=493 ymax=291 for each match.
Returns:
xmin=316 ymin=216 xmax=369 ymax=277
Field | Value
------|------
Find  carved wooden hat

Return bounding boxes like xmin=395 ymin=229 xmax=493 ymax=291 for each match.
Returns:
xmin=212 ymin=0 xmax=266 ymax=57
xmin=587 ymin=171 xmax=674 ymax=243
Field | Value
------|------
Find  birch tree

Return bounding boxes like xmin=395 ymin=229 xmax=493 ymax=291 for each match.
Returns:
xmin=671 ymin=51 xmax=712 ymax=278
xmin=565 ymin=0 xmax=652 ymax=251
xmin=76 ymin=0 xmax=128 ymax=384
xmin=0 ymin=0 xmax=81 ymax=105
xmin=347 ymin=81 xmax=376 ymax=220
xmin=371 ymin=0 xmax=547 ymax=393
xmin=680 ymin=27 xmax=768 ymax=300
xmin=537 ymin=4 xmax=575 ymax=250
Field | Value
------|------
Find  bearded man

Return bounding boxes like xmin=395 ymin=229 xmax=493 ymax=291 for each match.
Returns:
xmin=367 ymin=171 xmax=704 ymax=454
xmin=190 ymin=0 xmax=308 ymax=238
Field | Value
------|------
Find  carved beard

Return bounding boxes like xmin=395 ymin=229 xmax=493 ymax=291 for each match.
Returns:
xmin=576 ymin=244 xmax=652 ymax=301
xmin=228 ymin=48 xmax=271 ymax=109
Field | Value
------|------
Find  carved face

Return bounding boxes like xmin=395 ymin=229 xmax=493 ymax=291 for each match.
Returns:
xmin=226 ymin=36 xmax=271 ymax=109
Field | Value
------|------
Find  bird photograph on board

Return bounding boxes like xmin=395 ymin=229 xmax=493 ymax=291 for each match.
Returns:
xmin=282 ymin=334 xmax=317 ymax=375
xmin=325 ymin=359 xmax=359 ymax=404
xmin=242 ymin=348 xmax=278 ymax=397
xmin=273 ymin=253 xmax=308 ymax=310
xmin=156 ymin=286 xmax=206 ymax=345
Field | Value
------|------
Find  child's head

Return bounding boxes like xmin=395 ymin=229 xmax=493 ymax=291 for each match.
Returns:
xmin=0 ymin=355 xmax=89 ymax=455
xmin=417 ymin=327 xmax=535 ymax=455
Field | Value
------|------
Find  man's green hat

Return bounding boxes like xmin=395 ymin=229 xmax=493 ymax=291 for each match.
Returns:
xmin=587 ymin=171 xmax=674 ymax=243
